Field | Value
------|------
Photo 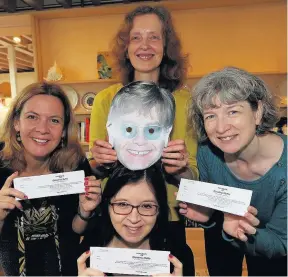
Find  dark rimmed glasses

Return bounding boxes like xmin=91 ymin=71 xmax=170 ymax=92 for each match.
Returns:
xmin=110 ymin=202 xmax=159 ymax=216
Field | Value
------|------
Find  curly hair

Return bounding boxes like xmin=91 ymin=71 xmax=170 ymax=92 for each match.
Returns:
xmin=112 ymin=5 xmax=188 ymax=92
xmin=0 ymin=82 xmax=85 ymax=172
xmin=188 ymin=67 xmax=279 ymax=142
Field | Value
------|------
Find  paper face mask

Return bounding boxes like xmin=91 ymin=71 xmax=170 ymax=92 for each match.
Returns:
xmin=107 ymin=108 xmax=172 ymax=170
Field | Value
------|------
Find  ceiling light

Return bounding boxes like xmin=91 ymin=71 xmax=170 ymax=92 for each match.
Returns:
xmin=13 ymin=37 xmax=21 ymax=44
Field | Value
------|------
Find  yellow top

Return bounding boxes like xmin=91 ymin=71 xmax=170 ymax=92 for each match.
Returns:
xmin=89 ymin=83 xmax=199 ymax=221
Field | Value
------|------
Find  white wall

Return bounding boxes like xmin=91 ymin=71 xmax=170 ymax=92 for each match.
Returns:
xmin=0 ymin=71 xmax=37 ymax=95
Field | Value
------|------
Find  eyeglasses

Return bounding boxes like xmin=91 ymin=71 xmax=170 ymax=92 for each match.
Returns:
xmin=110 ymin=202 xmax=159 ymax=216
xmin=121 ymin=123 xmax=163 ymax=140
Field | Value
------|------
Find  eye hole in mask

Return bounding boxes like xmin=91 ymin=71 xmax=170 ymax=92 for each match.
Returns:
xmin=121 ymin=123 xmax=163 ymax=140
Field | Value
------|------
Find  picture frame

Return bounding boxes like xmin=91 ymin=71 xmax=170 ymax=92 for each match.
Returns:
xmin=97 ymin=51 xmax=116 ymax=79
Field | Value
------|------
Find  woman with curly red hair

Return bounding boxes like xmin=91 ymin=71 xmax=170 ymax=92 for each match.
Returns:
xmin=89 ymin=5 xmax=198 ymax=249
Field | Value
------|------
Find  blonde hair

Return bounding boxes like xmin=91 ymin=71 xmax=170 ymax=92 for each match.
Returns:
xmin=0 ymin=82 xmax=85 ymax=172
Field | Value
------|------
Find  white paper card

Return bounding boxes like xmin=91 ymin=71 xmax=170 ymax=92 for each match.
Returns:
xmin=14 ymin=170 xmax=85 ymax=200
xmin=90 ymin=247 xmax=170 ymax=276
xmin=176 ymin=179 xmax=253 ymax=216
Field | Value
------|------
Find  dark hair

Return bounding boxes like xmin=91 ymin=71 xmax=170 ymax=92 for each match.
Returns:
xmin=276 ymin=117 xmax=287 ymax=134
xmin=0 ymin=82 xmax=85 ymax=172
xmin=98 ymin=163 xmax=170 ymax=250
xmin=276 ymin=117 xmax=287 ymax=128
xmin=112 ymin=5 xmax=188 ymax=92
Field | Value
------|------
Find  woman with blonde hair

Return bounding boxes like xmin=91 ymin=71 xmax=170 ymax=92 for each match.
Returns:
xmin=0 ymin=82 xmax=101 ymax=276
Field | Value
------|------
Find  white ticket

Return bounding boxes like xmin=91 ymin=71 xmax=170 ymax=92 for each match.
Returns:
xmin=90 ymin=247 xmax=170 ymax=276
xmin=176 ymin=179 xmax=253 ymax=216
xmin=13 ymin=170 xmax=85 ymax=200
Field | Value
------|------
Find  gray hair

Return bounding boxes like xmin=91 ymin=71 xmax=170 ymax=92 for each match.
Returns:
xmin=188 ymin=66 xmax=279 ymax=142
xmin=108 ymin=81 xmax=175 ymax=128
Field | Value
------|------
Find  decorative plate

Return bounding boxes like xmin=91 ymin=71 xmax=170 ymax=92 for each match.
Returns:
xmin=82 ymin=92 xmax=96 ymax=110
xmin=60 ymin=85 xmax=78 ymax=110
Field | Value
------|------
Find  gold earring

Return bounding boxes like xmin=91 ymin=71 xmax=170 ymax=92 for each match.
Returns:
xmin=16 ymin=131 xmax=21 ymax=142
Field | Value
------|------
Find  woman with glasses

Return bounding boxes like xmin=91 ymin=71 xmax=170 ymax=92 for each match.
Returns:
xmin=77 ymin=164 xmax=195 ymax=276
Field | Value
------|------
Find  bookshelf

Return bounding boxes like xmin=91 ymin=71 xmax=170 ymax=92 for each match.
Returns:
xmin=65 ymin=79 xmax=118 ymax=154
xmin=58 ymin=79 xmax=119 ymax=85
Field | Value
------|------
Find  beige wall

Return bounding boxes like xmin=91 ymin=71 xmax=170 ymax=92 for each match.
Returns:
xmin=174 ymin=3 xmax=286 ymax=75
xmin=39 ymin=14 xmax=124 ymax=81
xmin=0 ymin=72 xmax=37 ymax=94
xmin=0 ymin=14 xmax=31 ymax=36
xmin=36 ymin=1 xmax=286 ymax=81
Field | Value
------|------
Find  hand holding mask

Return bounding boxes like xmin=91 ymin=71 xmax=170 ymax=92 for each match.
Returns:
xmin=106 ymin=81 xmax=175 ymax=170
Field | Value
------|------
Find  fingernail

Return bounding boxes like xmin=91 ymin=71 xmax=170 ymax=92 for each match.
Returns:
xmin=84 ymin=177 xmax=89 ymax=181
xmin=86 ymin=250 xmax=90 ymax=254
xmin=85 ymin=193 xmax=89 ymax=196
xmin=169 ymin=254 xmax=173 ymax=258
xmin=85 ymin=187 xmax=89 ymax=191
xmin=84 ymin=180 xmax=88 ymax=186
xmin=24 ymin=195 xmax=28 ymax=199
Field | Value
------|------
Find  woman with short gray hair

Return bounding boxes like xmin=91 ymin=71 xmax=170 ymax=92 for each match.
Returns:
xmin=182 ymin=67 xmax=287 ymax=276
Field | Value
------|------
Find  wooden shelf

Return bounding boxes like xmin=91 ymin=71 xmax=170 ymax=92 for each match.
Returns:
xmin=187 ymin=71 xmax=287 ymax=79
xmin=53 ymin=73 xmax=286 ymax=84
xmin=80 ymin=142 xmax=89 ymax=146
xmin=58 ymin=79 xmax=119 ymax=85
xmin=75 ymin=111 xmax=91 ymax=115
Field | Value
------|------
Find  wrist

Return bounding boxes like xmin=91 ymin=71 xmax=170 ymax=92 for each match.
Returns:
xmin=79 ymin=206 xmax=92 ymax=217
xmin=77 ymin=206 xmax=95 ymax=222
xmin=222 ymin=229 xmax=235 ymax=242
xmin=179 ymin=166 xmax=194 ymax=179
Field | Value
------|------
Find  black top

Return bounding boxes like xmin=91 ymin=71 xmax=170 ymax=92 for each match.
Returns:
xmin=0 ymin=157 xmax=92 ymax=276
xmin=80 ymin=215 xmax=195 ymax=276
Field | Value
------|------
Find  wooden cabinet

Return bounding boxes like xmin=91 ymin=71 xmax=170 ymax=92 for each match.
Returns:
xmin=185 ymin=228 xmax=248 ymax=276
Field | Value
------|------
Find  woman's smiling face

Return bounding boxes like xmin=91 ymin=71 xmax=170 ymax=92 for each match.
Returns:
xmin=127 ymin=14 xmax=164 ymax=76
xmin=203 ymin=97 xmax=262 ymax=154
xmin=14 ymin=94 xmax=65 ymax=162
xmin=109 ymin=180 xmax=159 ymax=247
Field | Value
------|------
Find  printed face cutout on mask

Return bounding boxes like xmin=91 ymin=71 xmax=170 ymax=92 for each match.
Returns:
xmin=107 ymin=107 xmax=172 ymax=170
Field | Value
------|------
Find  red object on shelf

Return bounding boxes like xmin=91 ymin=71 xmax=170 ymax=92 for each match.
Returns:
xmin=85 ymin=117 xmax=90 ymax=142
